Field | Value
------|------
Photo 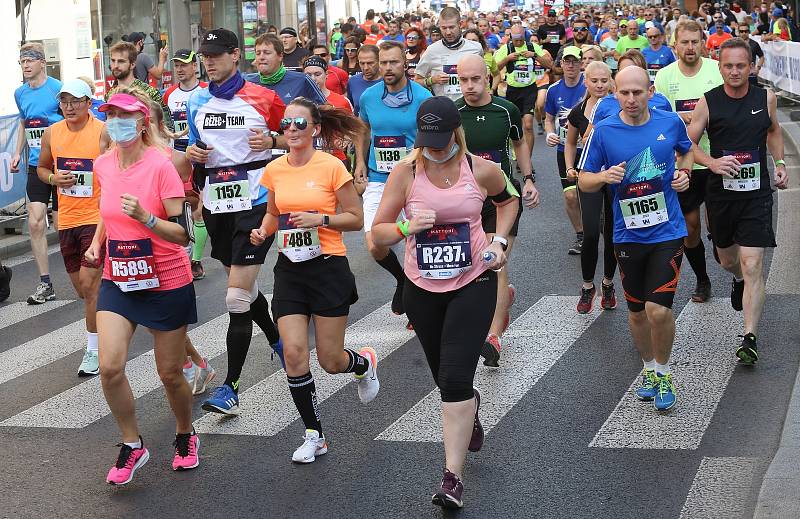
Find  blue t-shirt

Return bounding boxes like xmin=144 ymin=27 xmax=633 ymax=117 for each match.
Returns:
xmin=381 ymin=33 xmax=405 ymax=42
xmin=579 ymin=109 xmax=691 ymax=244
xmin=347 ymin=73 xmax=382 ymax=116
xmin=590 ymin=92 xmax=672 ymax=124
xmin=485 ymin=33 xmax=501 ymax=50
xmin=544 ymin=76 xmax=586 ymax=152
xmin=14 ymin=77 xmax=63 ymax=167
xmin=359 ymin=81 xmax=432 ymax=183
xmin=641 ymin=46 xmax=676 ymax=83
xmin=90 ymin=98 xmax=107 ymax=121
xmin=244 ymin=70 xmax=327 ymax=106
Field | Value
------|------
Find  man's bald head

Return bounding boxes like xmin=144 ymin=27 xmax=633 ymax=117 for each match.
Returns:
xmin=457 ymin=53 xmax=490 ymax=105
xmin=510 ymin=24 xmax=525 ymax=38
xmin=614 ymin=66 xmax=653 ymax=121
xmin=615 ymin=65 xmax=650 ymax=90
xmin=458 ymin=53 xmax=487 ymax=75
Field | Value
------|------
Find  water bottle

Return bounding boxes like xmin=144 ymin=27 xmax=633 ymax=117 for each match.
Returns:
xmin=482 ymin=251 xmax=497 ymax=264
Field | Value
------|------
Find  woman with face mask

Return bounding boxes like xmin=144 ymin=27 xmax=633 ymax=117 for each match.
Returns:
xmin=369 ymin=96 xmax=518 ymax=509
xmin=85 ymin=88 xmax=198 ymax=485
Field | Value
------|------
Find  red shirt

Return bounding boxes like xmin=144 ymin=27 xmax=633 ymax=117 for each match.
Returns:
xmin=326 ymin=65 xmax=349 ymax=95
xmin=324 ymin=92 xmax=353 ymax=161
xmin=707 ymin=32 xmax=733 ymax=59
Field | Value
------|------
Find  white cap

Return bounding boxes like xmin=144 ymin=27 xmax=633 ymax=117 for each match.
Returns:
xmin=58 ymin=78 xmax=93 ymax=100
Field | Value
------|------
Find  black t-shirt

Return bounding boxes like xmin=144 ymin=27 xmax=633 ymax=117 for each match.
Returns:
xmin=283 ymin=46 xmax=310 ymax=70
xmin=567 ymin=98 xmax=591 ymax=141
xmin=747 ymin=38 xmax=764 ymax=72
xmin=537 ymin=23 xmax=566 ymax=57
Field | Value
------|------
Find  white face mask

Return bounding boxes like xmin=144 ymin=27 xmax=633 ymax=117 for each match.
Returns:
xmin=423 ymin=142 xmax=459 ymax=164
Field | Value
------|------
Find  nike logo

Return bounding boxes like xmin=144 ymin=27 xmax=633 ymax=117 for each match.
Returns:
xmin=751 ymin=109 xmax=763 ymax=115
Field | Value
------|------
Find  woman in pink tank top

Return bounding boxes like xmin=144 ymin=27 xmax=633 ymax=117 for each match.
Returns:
xmin=371 ymin=96 xmax=519 ymax=509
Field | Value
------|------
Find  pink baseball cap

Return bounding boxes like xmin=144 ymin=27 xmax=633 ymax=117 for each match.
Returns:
xmin=99 ymin=93 xmax=151 ymax=119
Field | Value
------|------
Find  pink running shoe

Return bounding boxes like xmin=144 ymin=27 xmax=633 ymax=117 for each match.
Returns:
xmin=172 ymin=431 xmax=200 ymax=471
xmin=106 ymin=438 xmax=150 ymax=485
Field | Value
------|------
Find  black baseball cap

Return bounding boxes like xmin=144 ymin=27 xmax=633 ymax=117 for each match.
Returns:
xmin=414 ymin=97 xmax=462 ymax=149
xmin=127 ymin=31 xmax=146 ymax=43
xmin=199 ymin=28 xmax=239 ymax=54
xmin=547 ymin=9 xmax=557 ymax=16
xmin=430 ymin=26 xmax=442 ymax=36
xmin=172 ymin=49 xmax=196 ymax=63
xmin=280 ymin=27 xmax=298 ymax=37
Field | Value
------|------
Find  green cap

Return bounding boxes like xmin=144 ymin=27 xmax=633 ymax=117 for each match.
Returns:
xmin=562 ymin=46 xmax=582 ymax=61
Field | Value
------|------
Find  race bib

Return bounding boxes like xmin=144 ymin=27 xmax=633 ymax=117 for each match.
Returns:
xmin=277 ymin=214 xmax=321 ymax=262
xmin=548 ymin=33 xmax=560 ymax=44
xmin=56 ymin=157 xmax=94 ymax=198
xmin=207 ymin=167 xmax=252 ymax=214
xmin=647 ymin=65 xmax=660 ymax=83
xmin=513 ymin=62 xmax=533 ymax=85
xmin=675 ymin=98 xmax=699 ymax=113
xmin=24 ymin=118 xmax=48 ymax=149
xmin=172 ymin=110 xmax=188 ymax=134
xmin=442 ymin=64 xmax=462 ymax=95
xmin=415 ymin=222 xmax=472 ymax=279
xmin=618 ymin=177 xmax=669 ymax=229
xmin=534 ymin=67 xmax=546 ymax=81
xmin=722 ymin=149 xmax=761 ymax=191
xmin=108 ymin=239 xmax=160 ymax=292
xmin=374 ymin=135 xmax=408 ymax=173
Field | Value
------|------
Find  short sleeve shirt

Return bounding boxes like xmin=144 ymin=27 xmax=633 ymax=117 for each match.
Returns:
xmin=413 ymin=39 xmax=483 ymax=99
xmin=545 ymin=77 xmax=587 ymax=152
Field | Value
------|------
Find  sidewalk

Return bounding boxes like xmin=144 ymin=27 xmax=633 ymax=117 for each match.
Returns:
xmin=753 ymin=106 xmax=800 ymax=518
xmin=0 ymin=227 xmax=58 ymax=261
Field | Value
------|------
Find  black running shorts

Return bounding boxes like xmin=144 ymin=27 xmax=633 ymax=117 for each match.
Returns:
xmin=615 ymin=238 xmax=684 ymax=312
xmin=203 ymin=202 xmax=274 ymax=267
xmin=27 ymin=166 xmax=58 ymax=210
xmin=707 ymin=195 xmax=776 ymax=249
xmin=677 ymin=168 xmax=709 ymax=213
xmin=505 ymin=84 xmax=538 ymax=115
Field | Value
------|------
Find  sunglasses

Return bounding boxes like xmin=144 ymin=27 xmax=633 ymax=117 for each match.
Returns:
xmin=648 ymin=35 xmax=660 ymax=39
xmin=406 ymin=35 xmax=420 ymax=40
xmin=279 ymin=117 xmax=308 ymax=130
xmin=574 ymin=27 xmax=589 ymax=31
xmin=345 ymin=48 xmax=358 ymax=53
xmin=314 ymin=52 xmax=329 ymax=58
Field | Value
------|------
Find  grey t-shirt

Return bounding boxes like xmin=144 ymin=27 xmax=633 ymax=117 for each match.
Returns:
xmin=134 ymin=52 xmax=155 ymax=82
xmin=413 ymin=39 xmax=482 ymax=99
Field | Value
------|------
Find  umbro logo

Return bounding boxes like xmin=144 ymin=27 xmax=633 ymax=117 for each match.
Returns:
xmin=657 ymin=134 xmax=666 ymax=141
xmin=420 ymin=113 xmax=442 ymax=124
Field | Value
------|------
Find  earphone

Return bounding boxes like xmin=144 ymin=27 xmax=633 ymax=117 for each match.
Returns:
xmin=312 ymin=129 xmax=317 ymax=136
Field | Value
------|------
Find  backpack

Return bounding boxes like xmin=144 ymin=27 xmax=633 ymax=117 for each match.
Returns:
xmin=505 ymin=41 xmax=537 ymax=74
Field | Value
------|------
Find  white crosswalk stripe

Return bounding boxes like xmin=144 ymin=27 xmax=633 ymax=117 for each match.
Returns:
xmin=4 ymin=244 xmax=61 ymax=268
xmin=0 ymin=319 xmax=87 ymax=386
xmin=590 ymin=298 xmax=741 ymax=450
xmin=375 ymin=296 xmax=601 ymax=443
xmin=679 ymin=457 xmax=758 ymax=518
xmin=193 ymin=303 xmax=413 ymax=436
xmin=0 ymin=312 xmax=262 ymax=428
xmin=0 ymin=300 xmax=74 ymax=333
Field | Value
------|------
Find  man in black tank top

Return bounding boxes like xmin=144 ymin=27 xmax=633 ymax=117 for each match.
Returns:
xmin=687 ymin=38 xmax=789 ymax=365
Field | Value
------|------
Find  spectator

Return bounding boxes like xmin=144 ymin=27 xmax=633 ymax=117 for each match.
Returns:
xmin=126 ymin=32 xmax=168 ymax=82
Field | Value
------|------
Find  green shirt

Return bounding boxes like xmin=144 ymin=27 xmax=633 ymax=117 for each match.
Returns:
xmin=654 ymin=57 xmax=723 ymax=169
xmin=494 ymin=41 xmax=546 ymax=88
xmin=615 ymin=35 xmax=649 ymax=55
xmin=456 ymin=95 xmax=523 ymax=178
xmin=106 ymin=78 xmax=174 ymax=132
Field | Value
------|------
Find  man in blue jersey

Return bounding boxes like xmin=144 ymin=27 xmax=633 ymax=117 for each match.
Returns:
xmin=347 ymin=45 xmax=382 ymax=116
xmin=354 ymin=41 xmax=432 ymax=317
xmin=245 ymin=33 xmax=326 ymax=106
xmin=544 ymin=46 xmax=586 ymax=255
xmin=11 ymin=42 xmax=63 ymax=305
xmin=641 ymin=26 xmax=675 ymax=84
xmin=579 ymin=66 xmax=693 ymax=412
xmin=185 ymin=29 xmax=286 ymax=416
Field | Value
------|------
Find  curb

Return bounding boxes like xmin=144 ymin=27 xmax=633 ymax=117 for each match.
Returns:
xmin=753 ymin=110 xmax=800 ymax=518
xmin=0 ymin=230 xmax=59 ymax=261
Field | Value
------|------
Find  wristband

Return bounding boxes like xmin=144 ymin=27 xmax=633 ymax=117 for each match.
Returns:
xmin=491 ymin=235 xmax=509 ymax=251
xmin=775 ymin=159 xmax=786 ymax=167
xmin=523 ymin=173 xmax=536 ymax=184
xmin=678 ymin=168 xmax=691 ymax=178
xmin=396 ymin=219 xmax=410 ymax=237
xmin=144 ymin=213 xmax=157 ymax=229
xmin=47 ymin=173 xmax=54 ymax=185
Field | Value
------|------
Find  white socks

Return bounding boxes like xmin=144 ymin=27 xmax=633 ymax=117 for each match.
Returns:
xmin=86 ymin=332 xmax=98 ymax=353
xmin=124 ymin=439 xmax=142 ymax=449
xmin=655 ymin=362 xmax=671 ymax=375
xmin=643 ymin=359 xmax=656 ymax=371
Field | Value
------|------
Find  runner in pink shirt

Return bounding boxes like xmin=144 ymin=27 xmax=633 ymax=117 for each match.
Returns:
xmin=85 ymin=90 xmax=199 ymax=485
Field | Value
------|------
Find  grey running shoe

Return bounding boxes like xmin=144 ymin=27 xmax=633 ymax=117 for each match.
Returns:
xmin=568 ymin=236 xmax=583 ymax=255
xmin=78 ymin=350 xmax=99 ymax=376
xmin=192 ymin=359 xmax=216 ymax=395
xmin=27 ymin=282 xmax=55 ymax=305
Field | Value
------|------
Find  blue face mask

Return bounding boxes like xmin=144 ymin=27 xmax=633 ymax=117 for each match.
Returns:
xmin=106 ymin=117 xmax=141 ymax=147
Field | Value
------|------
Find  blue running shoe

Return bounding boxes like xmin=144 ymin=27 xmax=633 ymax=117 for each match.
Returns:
xmin=201 ymin=384 xmax=239 ymax=415
xmin=654 ymin=373 xmax=677 ymax=411
xmin=270 ymin=339 xmax=285 ymax=369
xmin=634 ymin=369 xmax=659 ymax=401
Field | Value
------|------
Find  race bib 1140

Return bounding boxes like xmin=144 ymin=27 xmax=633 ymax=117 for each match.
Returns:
xmin=24 ymin=118 xmax=48 ymax=149
xmin=442 ymin=64 xmax=461 ymax=95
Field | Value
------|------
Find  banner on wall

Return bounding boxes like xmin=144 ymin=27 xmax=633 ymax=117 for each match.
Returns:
xmin=0 ymin=114 xmax=27 ymax=209
xmin=754 ymin=36 xmax=800 ymax=97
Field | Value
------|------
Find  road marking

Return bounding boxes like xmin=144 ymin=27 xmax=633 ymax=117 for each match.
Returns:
xmin=375 ymin=296 xmax=601 ymax=443
xmin=0 ymin=300 xmax=73 ymax=332
xmin=5 ymin=244 xmax=61 ymax=267
xmin=193 ymin=303 xmax=414 ymax=437
xmin=0 ymin=312 xmax=258 ymax=428
xmin=0 ymin=319 xmax=87 ymax=385
xmin=590 ymin=299 xmax=740 ymax=450
xmin=679 ymin=457 xmax=758 ymax=519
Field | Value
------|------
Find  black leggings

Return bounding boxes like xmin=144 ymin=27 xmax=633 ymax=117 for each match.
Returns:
xmin=403 ymin=271 xmax=497 ymax=403
xmin=578 ymin=186 xmax=616 ymax=282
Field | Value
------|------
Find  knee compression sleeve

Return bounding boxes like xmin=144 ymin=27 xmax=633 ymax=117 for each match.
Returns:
xmin=226 ymin=287 xmax=252 ymax=314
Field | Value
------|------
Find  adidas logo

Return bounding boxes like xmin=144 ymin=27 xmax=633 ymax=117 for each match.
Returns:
xmin=657 ymin=134 xmax=666 ymax=141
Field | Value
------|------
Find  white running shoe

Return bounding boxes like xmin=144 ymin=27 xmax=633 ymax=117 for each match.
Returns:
xmin=292 ymin=429 xmax=328 ymax=463
xmin=182 ymin=362 xmax=196 ymax=387
xmin=354 ymin=346 xmax=379 ymax=404
xmin=192 ymin=359 xmax=216 ymax=395
xmin=78 ymin=350 xmax=99 ymax=377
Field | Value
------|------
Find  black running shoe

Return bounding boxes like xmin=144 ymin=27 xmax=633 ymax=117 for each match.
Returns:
xmin=691 ymin=279 xmax=711 ymax=303
xmin=391 ymin=284 xmax=404 ymax=315
xmin=0 ymin=265 xmax=11 ymax=302
xmin=730 ymin=278 xmax=744 ymax=312
xmin=737 ymin=333 xmax=758 ymax=364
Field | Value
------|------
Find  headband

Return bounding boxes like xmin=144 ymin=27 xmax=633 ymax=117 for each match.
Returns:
xmin=20 ymin=50 xmax=45 ymax=61
xmin=303 ymin=56 xmax=328 ymax=71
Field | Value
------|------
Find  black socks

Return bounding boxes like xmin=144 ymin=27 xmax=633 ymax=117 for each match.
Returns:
xmin=223 ymin=311 xmax=253 ymax=391
xmin=250 ymin=291 xmax=280 ymax=344
xmin=288 ymin=372 xmax=322 ymax=433
xmin=376 ymin=249 xmax=405 ymax=285
xmin=684 ymin=242 xmax=709 ymax=282
xmin=344 ymin=349 xmax=369 ymax=376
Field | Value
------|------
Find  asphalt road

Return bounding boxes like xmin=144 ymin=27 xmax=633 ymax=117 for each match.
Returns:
xmin=1 ymin=135 xmax=797 ymax=519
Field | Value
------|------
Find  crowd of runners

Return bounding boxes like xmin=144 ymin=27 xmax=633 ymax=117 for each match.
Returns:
xmin=0 ymin=0 xmax=790 ymax=509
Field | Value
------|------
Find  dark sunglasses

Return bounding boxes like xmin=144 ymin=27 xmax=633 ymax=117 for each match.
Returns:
xmin=314 ymin=52 xmax=329 ymax=58
xmin=279 ymin=117 xmax=308 ymax=130
xmin=648 ymin=34 xmax=660 ymax=39
xmin=574 ymin=27 xmax=589 ymax=31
